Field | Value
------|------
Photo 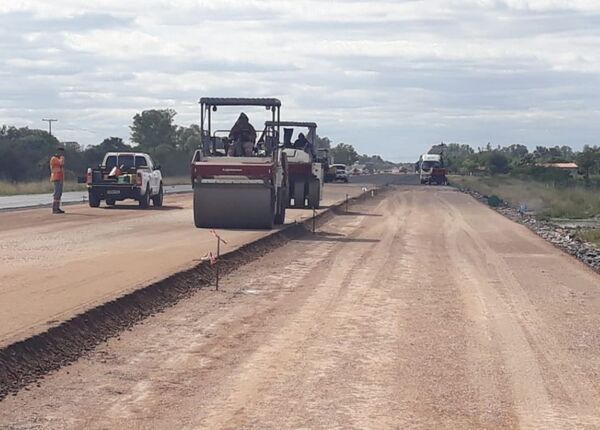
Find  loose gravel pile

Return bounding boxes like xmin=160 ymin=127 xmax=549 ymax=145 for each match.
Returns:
xmin=459 ymin=188 xmax=600 ymax=273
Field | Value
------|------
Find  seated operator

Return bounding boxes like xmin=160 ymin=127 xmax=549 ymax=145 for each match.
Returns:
xmin=294 ymin=133 xmax=316 ymax=157
xmin=293 ymin=132 xmax=310 ymax=152
xmin=228 ymin=112 xmax=257 ymax=156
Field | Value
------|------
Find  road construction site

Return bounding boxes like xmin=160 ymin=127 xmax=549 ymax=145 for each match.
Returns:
xmin=1 ymin=184 xmax=600 ymax=429
xmin=0 ymin=182 xmax=370 ymax=349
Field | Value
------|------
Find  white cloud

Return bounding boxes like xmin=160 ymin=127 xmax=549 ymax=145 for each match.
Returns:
xmin=1 ymin=0 xmax=600 ymax=161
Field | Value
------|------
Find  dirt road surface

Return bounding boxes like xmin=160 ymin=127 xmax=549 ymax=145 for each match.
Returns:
xmin=2 ymin=187 xmax=600 ymax=429
xmin=0 ymin=184 xmax=366 ymax=347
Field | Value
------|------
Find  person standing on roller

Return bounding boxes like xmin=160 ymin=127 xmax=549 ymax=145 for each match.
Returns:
xmin=50 ymin=147 xmax=65 ymax=214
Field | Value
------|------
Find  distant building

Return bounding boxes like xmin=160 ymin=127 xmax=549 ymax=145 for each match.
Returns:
xmin=537 ymin=162 xmax=578 ymax=169
xmin=536 ymin=162 xmax=579 ymax=177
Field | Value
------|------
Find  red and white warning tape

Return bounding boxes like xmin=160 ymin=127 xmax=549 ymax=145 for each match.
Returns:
xmin=201 ymin=252 xmax=218 ymax=265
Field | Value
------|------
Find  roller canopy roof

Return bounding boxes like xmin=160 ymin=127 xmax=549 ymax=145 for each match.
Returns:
xmin=265 ymin=121 xmax=317 ymax=128
xmin=199 ymin=97 xmax=281 ymax=107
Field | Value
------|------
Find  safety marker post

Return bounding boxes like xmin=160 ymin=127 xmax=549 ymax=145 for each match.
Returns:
xmin=210 ymin=229 xmax=228 ymax=291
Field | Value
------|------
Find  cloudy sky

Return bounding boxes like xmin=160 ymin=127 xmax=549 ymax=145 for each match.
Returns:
xmin=1 ymin=0 xmax=600 ymax=161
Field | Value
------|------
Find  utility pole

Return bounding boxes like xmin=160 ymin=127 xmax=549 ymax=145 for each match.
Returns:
xmin=42 ymin=118 xmax=58 ymax=136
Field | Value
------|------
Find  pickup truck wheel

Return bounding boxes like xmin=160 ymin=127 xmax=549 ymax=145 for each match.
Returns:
xmin=139 ymin=187 xmax=150 ymax=209
xmin=88 ymin=192 xmax=101 ymax=208
xmin=106 ymin=199 xmax=115 ymax=206
xmin=152 ymin=184 xmax=164 ymax=207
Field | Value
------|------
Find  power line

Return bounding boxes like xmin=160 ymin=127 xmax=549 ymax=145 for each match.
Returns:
xmin=42 ymin=118 xmax=58 ymax=136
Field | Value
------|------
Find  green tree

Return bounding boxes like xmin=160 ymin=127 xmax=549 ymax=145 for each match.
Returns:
xmin=0 ymin=126 xmax=60 ymax=181
xmin=331 ymin=143 xmax=359 ymax=165
xmin=486 ymin=152 xmax=510 ymax=175
xmin=175 ymin=124 xmax=202 ymax=152
xmin=501 ymin=144 xmax=529 ymax=159
xmin=560 ymin=145 xmax=575 ymax=160
xmin=98 ymin=137 xmax=130 ymax=152
xmin=576 ymin=145 xmax=600 ymax=180
xmin=445 ymin=143 xmax=475 ymax=173
xmin=130 ymin=109 xmax=177 ymax=150
xmin=315 ymin=135 xmax=331 ymax=150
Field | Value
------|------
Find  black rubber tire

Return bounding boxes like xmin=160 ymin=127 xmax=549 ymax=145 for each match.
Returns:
xmin=106 ymin=199 xmax=115 ymax=206
xmin=88 ymin=192 xmax=101 ymax=208
xmin=275 ymin=187 xmax=287 ymax=225
xmin=266 ymin=194 xmax=275 ymax=229
xmin=193 ymin=187 xmax=203 ymax=228
xmin=139 ymin=187 xmax=150 ymax=209
xmin=293 ymin=180 xmax=306 ymax=208
xmin=307 ymin=179 xmax=320 ymax=209
xmin=152 ymin=184 xmax=164 ymax=207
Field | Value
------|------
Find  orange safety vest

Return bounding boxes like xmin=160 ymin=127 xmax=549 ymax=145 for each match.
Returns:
xmin=50 ymin=156 xmax=64 ymax=182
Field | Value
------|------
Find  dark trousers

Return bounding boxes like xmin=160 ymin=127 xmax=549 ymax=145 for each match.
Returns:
xmin=52 ymin=181 xmax=63 ymax=211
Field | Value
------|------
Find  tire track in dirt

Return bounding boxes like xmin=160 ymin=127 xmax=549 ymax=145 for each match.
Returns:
xmin=2 ymin=187 xmax=600 ymax=429
xmin=440 ymin=190 xmax=600 ymax=429
xmin=386 ymin=189 xmax=515 ymax=429
xmin=193 ymin=194 xmax=409 ymax=429
xmin=98 ymin=210 xmax=373 ymax=426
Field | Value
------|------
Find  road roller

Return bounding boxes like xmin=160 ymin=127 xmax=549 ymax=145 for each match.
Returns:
xmin=191 ymin=98 xmax=288 ymax=229
xmin=265 ymin=121 xmax=325 ymax=209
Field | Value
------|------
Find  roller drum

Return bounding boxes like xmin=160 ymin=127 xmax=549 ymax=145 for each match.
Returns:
xmin=194 ymin=183 xmax=275 ymax=229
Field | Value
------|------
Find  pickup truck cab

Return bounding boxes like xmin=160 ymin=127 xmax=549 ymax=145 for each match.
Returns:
xmin=86 ymin=152 xmax=163 ymax=208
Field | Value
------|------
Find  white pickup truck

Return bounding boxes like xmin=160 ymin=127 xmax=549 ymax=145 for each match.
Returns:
xmin=86 ymin=152 xmax=163 ymax=208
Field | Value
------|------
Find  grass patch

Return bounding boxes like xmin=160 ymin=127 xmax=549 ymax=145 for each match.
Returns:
xmin=0 ymin=181 xmax=86 ymax=196
xmin=451 ymin=175 xmax=600 ymax=219
xmin=574 ymin=229 xmax=600 ymax=247
xmin=0 ymin=176 xmax=190 ymax=197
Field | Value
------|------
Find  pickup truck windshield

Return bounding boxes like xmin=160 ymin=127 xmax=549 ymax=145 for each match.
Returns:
xmin=105 ymin=155 xmax=135 ymax=170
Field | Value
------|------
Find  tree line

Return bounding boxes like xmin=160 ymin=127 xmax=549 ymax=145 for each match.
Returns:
xmin=0 ymin=109 xmax=395 ymax=182
xmin=10 ymin=108 xmax=594 ymax=185
xmin=0 ymin=109 xmax=200 ymax=182
xmin=437 ymin=142 xmax=600 ymax=185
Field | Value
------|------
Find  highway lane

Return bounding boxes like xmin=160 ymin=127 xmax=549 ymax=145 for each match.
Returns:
xmin=0 ymin=174 xmax=419 ymax=211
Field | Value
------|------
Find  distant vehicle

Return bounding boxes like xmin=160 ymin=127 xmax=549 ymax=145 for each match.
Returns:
xmin=418 ymin=153 xmax=448 ymax=185
xmin=330 ymin=164 xmax=349 ymax=183
xmin=85 ymin=152 xmax=163 ymax=208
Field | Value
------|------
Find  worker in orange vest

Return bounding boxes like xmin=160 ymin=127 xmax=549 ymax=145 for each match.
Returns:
xmin=50 ymin=147 xmax=65 ymax=214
